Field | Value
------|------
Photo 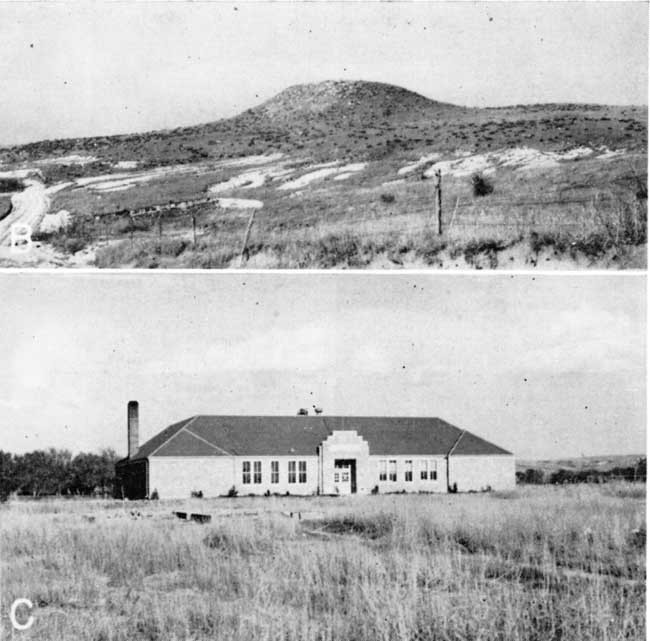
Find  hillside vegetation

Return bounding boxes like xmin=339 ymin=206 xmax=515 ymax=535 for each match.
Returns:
xmin=0 ymin=80 xmax=646 ymax=268
xmin=3 ymin=81 xmax=646 ymax=167
xmin=517 ymin=455 xmax=646 ymax=485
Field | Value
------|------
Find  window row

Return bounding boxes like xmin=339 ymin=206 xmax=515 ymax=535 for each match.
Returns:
xmin=378 ymin=459 xmax=438 ymax=482
xmin=242 ymin=460 xmax=307 ymax=484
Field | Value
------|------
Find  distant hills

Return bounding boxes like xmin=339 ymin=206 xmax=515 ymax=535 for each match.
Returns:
xmin=516 ymin=454 xmax=645 ymax=475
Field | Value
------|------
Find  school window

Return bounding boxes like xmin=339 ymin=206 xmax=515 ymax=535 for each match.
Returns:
xmin=420 ymin=460 xmax=428 ymax=481
xmin=429 ymin=460 xmax=437 ymax=481
xmin=405 ymin=460 xmax=413 ymax=482
xmin=271 ymin=460 xmax=279 ymax=484
xmin=242 ymin=461 xmax=251 ymax=484
xmin=389 ymin=460 xmax=397 ymax=482
xmin=379 ymin=459 xmax=387 ymax=481
xmin=288 ymin=460 xmax=296 ymax=483
xmin=253 ymin=461 xmax=262 ymax=484
xmin=298 ymin=460 xmax=307 ymax=483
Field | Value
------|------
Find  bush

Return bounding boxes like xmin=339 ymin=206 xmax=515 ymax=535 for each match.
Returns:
xmin=62 ymin=237 xmax=88 ymax=254
xmin=471 ymin=173 xmax=494 ymax=197
xmin=227 ymin=486 xmax=238 ymax=498
xmin=159 ymin=238 xmax=190 ymax=258
xmin=462 ymin=237 xmax=512 ymax=268
xmin=150 ymin=489 xmax=159 ymax=500
xmin=114 ymin=216 xmax=153 ymax=235
xmin=0 ymin=178 xmax=22 ymax=193
xmin=517 ymin=468 xmax=546 ymax=485
xmin=191 ymin=490 xmax=203 ymax=498
xmin=380 ymin=193 xmax=396 ymax=204
xmin=529 ymin=231 xmax=568 ymax=255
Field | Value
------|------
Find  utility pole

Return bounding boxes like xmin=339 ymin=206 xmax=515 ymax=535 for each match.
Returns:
xmin=434 ymin=169 xmax=442 ymax=235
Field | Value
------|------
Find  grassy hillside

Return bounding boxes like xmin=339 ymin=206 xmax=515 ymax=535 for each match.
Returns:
xmin=2 ymin=81 xmax=646 ymax=171
xmin=0 ymin=80 xmax=646 ymax=268
xmin=0 ymin=485 xmax=644 ymax=640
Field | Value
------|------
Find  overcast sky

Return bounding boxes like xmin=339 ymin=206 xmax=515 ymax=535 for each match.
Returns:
xmin=0 ymin=2 xmax=647 ymax=146
xmin=0 ymin=273 xmax=644 ymax=460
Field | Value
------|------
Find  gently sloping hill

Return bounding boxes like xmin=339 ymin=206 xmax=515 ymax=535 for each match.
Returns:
xmin=248 ymin=80 xmax=458 ymax=121
xmin=0 ymin=79 xmax=646 ymax=268
xmin=1 ymin=80 xmax=646 ymax=171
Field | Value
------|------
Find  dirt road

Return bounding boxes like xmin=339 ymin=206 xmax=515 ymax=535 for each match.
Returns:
xmin=0 ymin=179 xmax=51 ymax=246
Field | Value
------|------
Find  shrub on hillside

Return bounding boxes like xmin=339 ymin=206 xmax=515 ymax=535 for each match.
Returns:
xmin=0 ymin=178 xmax=22 ymax=193
xmin=114 ymin=216 xmax=153 ymax=235
xmin=471 ymin=173 xmax=494 ymax=197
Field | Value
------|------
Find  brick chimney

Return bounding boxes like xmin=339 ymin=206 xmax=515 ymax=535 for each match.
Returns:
xmin=127 ymin=401 xmax=139 ymax=458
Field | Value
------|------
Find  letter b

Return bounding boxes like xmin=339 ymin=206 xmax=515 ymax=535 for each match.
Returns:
xmin=11 ymin=223 xmax=32 ymax=253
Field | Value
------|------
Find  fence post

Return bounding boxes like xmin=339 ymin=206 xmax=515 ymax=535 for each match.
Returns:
xmin=239 ymin=209 xmax=257 ymax=268
xmin=157 ymin=215 xmax=162 ymax=255
xmin=192 ymin=215 xmax=197 ymax=247
xmin=434 ymin=169 xmax=442 ymax=235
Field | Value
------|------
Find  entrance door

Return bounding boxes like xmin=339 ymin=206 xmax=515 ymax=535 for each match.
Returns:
xmin=333 ymin=465 xmax=352 ymax=495
xmin=333 ymin=458 xmax=356 ymax=495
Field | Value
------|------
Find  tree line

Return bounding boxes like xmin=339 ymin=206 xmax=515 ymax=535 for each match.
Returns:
xmin=0 ymin=448 xmax=119 ymax=501
xmin=517 ymin=458 xmax=646 ymax=485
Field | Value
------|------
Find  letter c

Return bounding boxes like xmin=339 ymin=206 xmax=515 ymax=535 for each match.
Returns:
xmin=10 ymin=598 xmax=34 ymax=631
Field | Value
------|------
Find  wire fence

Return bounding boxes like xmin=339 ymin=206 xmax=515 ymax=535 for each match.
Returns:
xmin=49 ymin=188 xmax=644 ymax=263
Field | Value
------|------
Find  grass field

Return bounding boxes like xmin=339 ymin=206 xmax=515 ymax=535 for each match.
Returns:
xmin=34 ymin=151 xmax=647 ymax=269
xmin=1 ymin=484 xmax=645 ymax=640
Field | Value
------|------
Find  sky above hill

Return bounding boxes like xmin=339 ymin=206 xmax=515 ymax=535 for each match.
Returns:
xmin=0 ymin=273 xmax=645 ymax=460
xmin=0 ymin=2 xmax=647 ymax=146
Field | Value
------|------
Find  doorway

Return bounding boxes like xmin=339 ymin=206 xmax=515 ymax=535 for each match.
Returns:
xmin=334 ymin=459 xmax=357 ymax=494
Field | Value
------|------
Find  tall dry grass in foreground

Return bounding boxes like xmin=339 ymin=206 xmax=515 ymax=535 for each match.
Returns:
xmin=0 ymin=484 xmax=645 ymax=640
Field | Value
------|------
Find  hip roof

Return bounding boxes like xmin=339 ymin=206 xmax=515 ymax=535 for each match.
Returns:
xmin=124 ymin=415 xmax=511 ymax=461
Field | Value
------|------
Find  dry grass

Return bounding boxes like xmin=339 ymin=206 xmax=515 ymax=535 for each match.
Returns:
xmin=0 ymin=484 xmax=645 ymax=640
xmin=52 ymin=154 xmax=641 ymax=269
